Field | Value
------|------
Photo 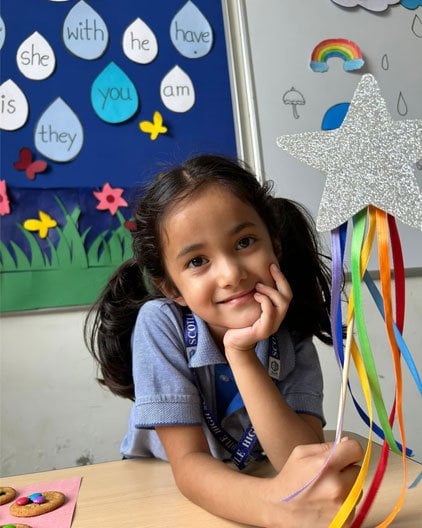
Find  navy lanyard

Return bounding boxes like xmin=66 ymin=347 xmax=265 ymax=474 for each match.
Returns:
xmin=182 ymin=310 xmax=280 ymax=469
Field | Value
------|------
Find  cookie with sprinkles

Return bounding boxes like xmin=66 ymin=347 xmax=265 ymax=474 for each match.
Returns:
xmin=9 ymin=491 xmax=65 ymax=517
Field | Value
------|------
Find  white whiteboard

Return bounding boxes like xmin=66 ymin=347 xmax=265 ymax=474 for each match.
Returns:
xmin=224 ymin=0 xmax=422 ymax=271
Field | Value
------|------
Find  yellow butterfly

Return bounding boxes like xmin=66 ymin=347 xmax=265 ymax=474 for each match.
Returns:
xmin=139 ymin=111 xmax=168 ymax=140
xmin=23 ymin=211 xmax=57 ymax=239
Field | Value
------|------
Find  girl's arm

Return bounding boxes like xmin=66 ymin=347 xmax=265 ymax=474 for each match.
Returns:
xmin=225 ymin=348 xmax=323 ymax=471
xmin=224 ymin=264 xmax=324 ymax=470
xmin=156 ymin=424 xmax=363 ymax=528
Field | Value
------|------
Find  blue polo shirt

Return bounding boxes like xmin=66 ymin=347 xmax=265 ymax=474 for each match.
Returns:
xmin=120 ymin=298 xmax=325 ymax=463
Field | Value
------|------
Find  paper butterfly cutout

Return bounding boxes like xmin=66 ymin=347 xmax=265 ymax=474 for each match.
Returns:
xmin=13 ymin=147 xmax=48 ymax=181
xmin=124 ymin=220 xmax=136 ymax=231
xmin=139 ymin=111 xmax=168 ymax=140
xmin=23 ymin=211 xmax=57 ymax=238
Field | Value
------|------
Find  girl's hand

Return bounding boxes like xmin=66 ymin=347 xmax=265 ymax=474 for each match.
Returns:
xmin=264 ymin=438 xmax=363 ymax=528
xmin=224 ymin=264 xmax=292 ymax=356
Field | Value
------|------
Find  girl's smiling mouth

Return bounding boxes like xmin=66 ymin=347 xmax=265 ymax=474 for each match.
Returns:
xmin=217 ymin=288 xmax=256 ymax=305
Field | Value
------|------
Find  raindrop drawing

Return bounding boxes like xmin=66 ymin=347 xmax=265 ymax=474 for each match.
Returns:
xmin=396 ymin=91 xmax=408 ymax=116
xmin=282 ymin=87 xmax=305 ymax=119
xmin=34 ymin=98 xmax=84 ymax=162
xmin=381 ymin=53 xmax=389 ymax=70
xmin=411 ymin=14 xmax=422 ymax=37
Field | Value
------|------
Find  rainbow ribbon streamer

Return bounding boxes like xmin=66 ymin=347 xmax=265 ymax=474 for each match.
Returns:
xmin=281 ymin=205 xmax=421 ymax=528
xmin=330 ymin=206 xmax=421 ymax=528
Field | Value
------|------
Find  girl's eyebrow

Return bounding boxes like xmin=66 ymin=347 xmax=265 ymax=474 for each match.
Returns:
xmin=176 ymin=222 xmax=256 ymax=259
xmin=177 ymin=242 xmax=204 ymax=259
xmin=230 ymin=221 xmax=256 ymax=235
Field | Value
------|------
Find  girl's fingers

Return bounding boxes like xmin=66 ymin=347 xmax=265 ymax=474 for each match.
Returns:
xmin=270 ymin=263 xmax=293 ymax=300
xmin=253 ymin=292 xmax=275 ymax=335
xmin=255 ymin=282 xmax=283 ymax=307
xmin=327 ymin=439 xmax=363 ymax=471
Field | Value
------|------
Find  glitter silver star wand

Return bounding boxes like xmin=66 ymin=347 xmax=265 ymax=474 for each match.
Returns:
xmin=277 ymin=74 xmax=422 ymax=528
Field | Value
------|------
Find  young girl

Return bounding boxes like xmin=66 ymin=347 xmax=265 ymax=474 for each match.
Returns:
xmin=86 ymin=155 xmax=362 ymax=528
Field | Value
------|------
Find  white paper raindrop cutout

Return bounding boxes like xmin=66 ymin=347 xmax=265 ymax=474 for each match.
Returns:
xmin=16 ymin=32 xmax=56 ymax=80
xmin=160 ymin=65 xmax=195 ymax=112
xmin=0 ymin=79 xmax=29 ymax=131
xmin=123 ymin=18 xmax=158 ymax=64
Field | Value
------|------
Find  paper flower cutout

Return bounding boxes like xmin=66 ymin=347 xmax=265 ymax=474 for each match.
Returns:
xmin=277 ymin=74 xmax=422 ymax=232
xmin=13 ymin=147 xmax=48 ymax=181
xmin=0 ymin=180 xmax=11 ymax=216
xmin=93 ymin=183 xmax=128 ymax=215
xmin=139 ymin=111 xmax=168 ymax=140
xmin=23 ymin=211 xmax=57 ymax=238
xmin=330 ymin=0 xmax=400 ymax=10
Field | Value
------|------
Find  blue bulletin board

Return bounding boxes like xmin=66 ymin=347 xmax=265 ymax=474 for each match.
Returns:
xmin=0 ymin=0 xmax=237 ymax=312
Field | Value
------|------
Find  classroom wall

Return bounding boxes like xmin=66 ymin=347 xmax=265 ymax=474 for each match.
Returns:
xmin=1 ymin=276 xmax=421 ymax=477
xmin=0 ymin=309 xmax=131 ymax=477
xmin=1 ymin=1 xmax=421 ymax=478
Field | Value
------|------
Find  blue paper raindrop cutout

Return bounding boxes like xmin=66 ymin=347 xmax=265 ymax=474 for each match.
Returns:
xmin=321 ymin=102 xmax=350 ymax=131
xmin=170 ymin=1 xmax=213 ymax=59
xmin=0 ymin=16 xmax=5 ymax=50
xmin=91 ymin=62 xmax=139 ymax=123
xmin=34 ymin=98 xmax=84 ymax=162
xmin=63 ymin=0 xmax=109 ymax=60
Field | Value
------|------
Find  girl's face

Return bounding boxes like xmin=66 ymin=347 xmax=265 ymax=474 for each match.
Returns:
xmin=160 ymin=185 xmax=279 ymax=345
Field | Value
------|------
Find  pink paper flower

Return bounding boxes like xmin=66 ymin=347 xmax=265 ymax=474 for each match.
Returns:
xmin=0 ymin=180 xmax=11 ymax=216
xmin=93 ymin=183 xmax=128 ymax=215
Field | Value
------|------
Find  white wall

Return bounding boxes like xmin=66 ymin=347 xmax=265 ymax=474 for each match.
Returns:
xmin=1 ymin=277 xmax=421 ymax=477
xmin=0 ymin=308 xmax=131 ymax=477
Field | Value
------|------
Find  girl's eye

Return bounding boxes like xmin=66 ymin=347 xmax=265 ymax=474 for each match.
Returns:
xmin=188 ymin=256 xmax=207 ymax=268
xmin=236 ymin=237 xmax=255 ymax=249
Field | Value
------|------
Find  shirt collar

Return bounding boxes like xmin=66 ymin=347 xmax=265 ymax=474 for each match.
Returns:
xmin=183 ymin=309 xmax=294 ymax=376
xmin=187 ymin=312 xmax=226 ymax=368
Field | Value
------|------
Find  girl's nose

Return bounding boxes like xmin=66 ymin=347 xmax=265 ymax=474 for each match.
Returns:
xmin=216 ymin=257 xmax=246 ymax=288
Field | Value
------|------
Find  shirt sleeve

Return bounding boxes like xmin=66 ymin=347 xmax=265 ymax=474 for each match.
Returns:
xmin=277 ymin=336 xmax=326 ymax=426
xmin=132 ymin=300 xmax=202 ymax=428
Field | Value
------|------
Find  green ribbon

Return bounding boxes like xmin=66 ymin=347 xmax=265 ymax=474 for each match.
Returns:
xmin=351 ymin=209 xmax=400 ymax=455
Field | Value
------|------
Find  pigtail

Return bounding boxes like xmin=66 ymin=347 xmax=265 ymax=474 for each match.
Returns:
xmin=84 ymin=258 xmax=154 ymax=400
xmin=271 ymin=197 xmax=333 ymax=345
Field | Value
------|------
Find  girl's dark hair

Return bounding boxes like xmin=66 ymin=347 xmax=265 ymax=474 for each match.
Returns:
xmin=85 ymin=155 xmax=333 ymax=400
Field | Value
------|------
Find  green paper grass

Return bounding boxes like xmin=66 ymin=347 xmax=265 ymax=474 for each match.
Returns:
xmin=0 ymin=198 xmax=133 ymax=312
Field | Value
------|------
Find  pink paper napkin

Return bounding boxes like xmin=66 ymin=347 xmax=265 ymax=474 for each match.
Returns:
xmin=0 ymin=477 xmax=81 ymax=528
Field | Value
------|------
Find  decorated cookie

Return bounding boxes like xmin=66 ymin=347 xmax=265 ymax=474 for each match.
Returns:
xmin=0 ymin=487 xmax=16 ymax=506
xmin=9 ymin=491 xmax=65 ymax=517
xmin=1 ymin=524 xmax=33 ymax=528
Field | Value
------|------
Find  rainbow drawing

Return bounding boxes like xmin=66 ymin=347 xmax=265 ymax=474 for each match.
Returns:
xmin=310 ymin=38 xmax=364 ymax=73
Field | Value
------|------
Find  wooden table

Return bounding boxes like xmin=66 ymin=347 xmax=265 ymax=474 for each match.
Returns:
xmin=1 ymin=432 xmax=421 ymax=527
